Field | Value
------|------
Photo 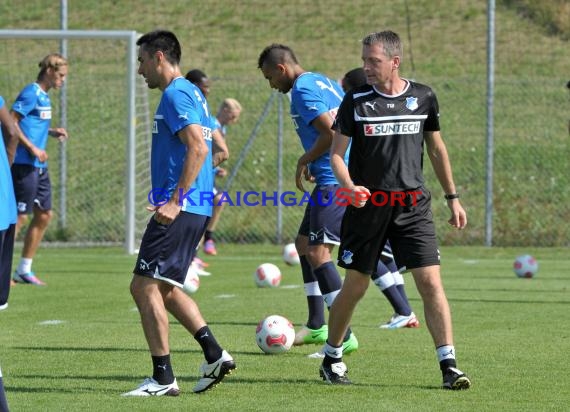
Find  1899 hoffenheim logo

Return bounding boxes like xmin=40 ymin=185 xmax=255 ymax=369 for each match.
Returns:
xmin=405 ymin=96 xmax=418 ymax=111
xmin=341 ymin=250 xmax=353 ymax=265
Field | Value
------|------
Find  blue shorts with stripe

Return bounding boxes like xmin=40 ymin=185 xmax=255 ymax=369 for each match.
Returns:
xmin=12 ymin=164 xmax=52 ymax=214
xmin=133 ymin=211 xmax=209 ymax=287
xmin=298 ymin=184 xmax=345 ymax=246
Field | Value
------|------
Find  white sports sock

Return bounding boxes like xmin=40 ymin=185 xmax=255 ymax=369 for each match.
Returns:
xmin=17 ymin=258 xmax=33 ymax=275
xmin=392 ymin=271 xmax=405 ymax=286
xmin=373 ymin=272 xmax=395 ymax=291
xmin=323 ymin=342 xmax=343 ymax=359
xmin=436 ymin=345 xmax=456 ymax=362
xmin=323 ymin=290 xmax=339 ymax=307
xmin=304 ymin=281 xmax=322 ymax=296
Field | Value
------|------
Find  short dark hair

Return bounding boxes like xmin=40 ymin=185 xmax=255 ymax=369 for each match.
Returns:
xmin=257 ymin=43 xmax=298 ymax=69
xmin=342 ymin=67 xmax=367 ymax=91
xmin=137 ymin=30 xmax=181 ymax=65
xmin=185 ymin=69 xmax=208 ymax=84
xmin=362 ymin=30 xmax=403 ymax=59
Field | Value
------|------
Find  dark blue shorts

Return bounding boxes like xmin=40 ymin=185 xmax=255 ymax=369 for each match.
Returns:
xmin=11 ymin=164 xmax=52 ymax=214
xmin=0 ymin=224 xmax=15 ymax=305
xmin=133 ymin=211 xmax=209 ymax=287
xmin=298 ymin=184 xmax=345 ymax=246
xmin=337 ymin=187 xmax=440 ymax=274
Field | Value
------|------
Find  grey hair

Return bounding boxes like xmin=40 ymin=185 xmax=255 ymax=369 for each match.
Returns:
xmin=362 ymin=31 xmax=403 ymax=59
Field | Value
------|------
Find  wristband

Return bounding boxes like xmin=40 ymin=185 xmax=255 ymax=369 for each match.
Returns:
xmin=444 ymin=193 xmax=459 ymax=200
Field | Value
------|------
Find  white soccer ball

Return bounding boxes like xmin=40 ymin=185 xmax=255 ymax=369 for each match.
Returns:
xmin=183 ymin=264 xmax=200 ymax=294
xmin=513 ymin=254 xmax=538 ymax=278
xmin=254 ymin=263 xmax=281 ymax=288
xmin=255 ymin=314 xmax=295 ymax=354
xmin=282 ymin=243 xmax=300 ymax=266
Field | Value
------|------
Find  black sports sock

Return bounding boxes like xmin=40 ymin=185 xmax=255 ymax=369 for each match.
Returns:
xmin=0 ymin=373 xmax=9 ymax=412
xmin=151 ymin=354 xmax=175 ymax=385
xmin=381 ymin=285 xmax=412 ymax=316
xmin=300 ymin=256 xmax=325 ymax=329
xmin=313 ymin=262 xmax=343 ymax=300
xmin=204 ymin=230 xmax=214 ymax=241
xmin=194 ymin=326 xmax=223 ymax=363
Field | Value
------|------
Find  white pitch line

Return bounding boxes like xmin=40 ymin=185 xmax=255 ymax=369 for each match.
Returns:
xmin=38 ymin=320 xmax=66 ymax=325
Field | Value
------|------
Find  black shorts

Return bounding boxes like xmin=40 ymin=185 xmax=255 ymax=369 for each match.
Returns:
xmin=12 ymin=164 xmax=52 ymax=214
xmin=298 ymin=185 xmax=345 ymax=246
xmin=133 ymin=211 xmax=209 ymax=287
xmin=337 ymin=187 xmax=439 ymax=274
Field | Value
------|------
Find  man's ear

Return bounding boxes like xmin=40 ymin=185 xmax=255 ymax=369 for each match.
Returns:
xmin=276 ymin=63 xmax=287 ymax=75
xmin=392 ymin=56 xmax=400 ymax=70
xmin=154 ymin=50 xmax=165 ymax=64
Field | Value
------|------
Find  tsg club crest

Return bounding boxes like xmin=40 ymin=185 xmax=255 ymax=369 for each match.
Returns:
xmin=405 ymin=97 xmax=418 ymax=111
xmin=341 ymin=249 xmax=353 ymax=265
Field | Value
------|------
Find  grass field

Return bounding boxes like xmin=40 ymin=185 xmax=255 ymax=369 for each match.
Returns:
xmin=1 ymin=245 xmax=569 ymax=411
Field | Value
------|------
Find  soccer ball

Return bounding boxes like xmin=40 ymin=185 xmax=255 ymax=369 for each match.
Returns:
xmin=254 ymin=263 xmax=281 ymax=288
xmin=255 ymin=315 xmax=295 ymax=354
xmin=282 ymin=243 xmax=300 ymax=266
xmin=183 ymin=264 xmax=200 ymax=294
xmin=513 ymin=254 xmax=538 ymax=278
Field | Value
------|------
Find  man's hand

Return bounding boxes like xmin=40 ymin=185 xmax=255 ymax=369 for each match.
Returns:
xmin=49 ymin=127 xmax=69 ymax=142
xmin=149 ymin=201 xmax=182 ymax=225
xmin=32 ymin=146 xmax=48 ymax=162
xmin=339 ymin=185 xmax=371 ymax=208
xmin=295 ymin=159 xmax=314 ymax=192
xmin=447 ymin=200 xmax=467 ymax=229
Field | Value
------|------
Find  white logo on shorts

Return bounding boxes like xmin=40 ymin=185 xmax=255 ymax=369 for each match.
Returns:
xmin=17 ymin=202 xmax=27 ymax=213
xmin=139 ymin=259 xmax=151 ymax=271
xmin=309 ymin=229 xmax=323 ymax=242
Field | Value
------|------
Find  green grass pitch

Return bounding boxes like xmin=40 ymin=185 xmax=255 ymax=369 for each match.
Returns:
xmin=1 ymin=245 xmax=569 ymax=411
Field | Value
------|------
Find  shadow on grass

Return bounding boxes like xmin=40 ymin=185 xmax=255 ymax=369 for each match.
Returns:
xmin=13 ymin=346 xmax=326 ymax=358
xmin=12 ymin=346 xmax=201 ymax=355
xmin=448 ymin=297 xmax=570 ymax=304
xmin=5 ymin=374 xmax=383 ymax=391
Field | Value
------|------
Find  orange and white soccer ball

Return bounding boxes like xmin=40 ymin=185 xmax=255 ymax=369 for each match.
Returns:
xmin=282 ymin=243 xmax=300 ymax=266
xmin=255 ymin=315 xmax=295 ymax=354
xmin=183 ymin=265 xmax=200 ymax=294
xmin=513 ymin=254 xmax=538 ymax=278
xmin=254 ymin=263 xmax=282 ymax=288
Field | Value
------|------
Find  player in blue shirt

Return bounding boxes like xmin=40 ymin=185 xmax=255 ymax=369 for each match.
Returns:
xmin=184 ymin=69 xmax=231 ymax=272
xmin=1 ymin=92 xmax=21 ymax=411
xmin=1 ymin=95 xmax=19 ymax=312
xmin=258 ymin=44 xmax=358 ymax=354
xmin=201 ymin=98 xmax=241 ymax=256
xmin=10 ymin=53 xmax=69 ymax=286
xmin=123 ymin=30 xmax=235 ymax=398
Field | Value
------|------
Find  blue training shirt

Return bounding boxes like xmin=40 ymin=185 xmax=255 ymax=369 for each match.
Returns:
xmin=290 ymin=72 xmax=348 ymax=186
xmin=12 ymin=83 xmax=52 ymax=168
xmin=151 ymin=77 xmax=213 ymax=216
xmin=0 ymin=96 xmax=17 ymax=230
